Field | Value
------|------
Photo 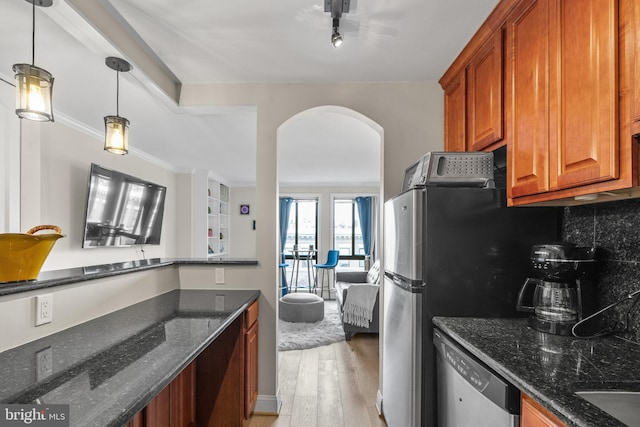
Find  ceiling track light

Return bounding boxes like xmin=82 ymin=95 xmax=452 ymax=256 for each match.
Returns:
xmin=13 ymin=0 xmax=55 ymax=122
xmin=331 ymin=18 xmax=343 ymax=48
xmin=325 ymin=0 xmax=350 ymax=48
xmin=104 ymin=57 xmax=132 ymax=155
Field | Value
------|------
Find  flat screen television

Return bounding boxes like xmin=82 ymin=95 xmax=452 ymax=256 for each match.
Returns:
xmin=82 ymin=163 xmax=166 ymax=248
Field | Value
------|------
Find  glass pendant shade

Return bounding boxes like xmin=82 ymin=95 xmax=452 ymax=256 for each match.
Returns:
xmin=104 ymin=115 xmax=129 ymax=155
xmin=13 ymin=63 xmax=54 ymax=122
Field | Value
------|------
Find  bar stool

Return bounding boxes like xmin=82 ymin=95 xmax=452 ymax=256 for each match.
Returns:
xmin=279 ymin=253 xmax=289 ymax=296
xmin=313 ymin=250 xmax=339 ymax=299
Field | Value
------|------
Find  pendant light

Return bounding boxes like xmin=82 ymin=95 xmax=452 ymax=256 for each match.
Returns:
xmin=13 ymin=0 xmax=55 ymax=122
xmin=104 ymin=57 xmax=132 ymax=155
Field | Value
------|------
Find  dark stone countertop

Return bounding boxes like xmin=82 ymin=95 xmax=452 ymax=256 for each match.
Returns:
xmin=433 ymin=317 xmax=640 ymax=427
xmin=0 ymin=289 xmax=260 ymax=426
xmin=0 ymin=257 xmax=258 ymax=297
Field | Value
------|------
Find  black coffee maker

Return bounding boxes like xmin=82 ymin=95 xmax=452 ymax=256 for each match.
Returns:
xmin=516 ymin=242 xmax=598 ymax=336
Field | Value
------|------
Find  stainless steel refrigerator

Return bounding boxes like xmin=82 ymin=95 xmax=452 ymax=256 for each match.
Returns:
xmin=382 ymin=186 xmax=559 ymax=427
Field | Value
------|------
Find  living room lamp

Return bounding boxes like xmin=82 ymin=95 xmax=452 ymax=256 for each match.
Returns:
xmin=104 ymin=57 xmax=132 ymax=155
xmin=13 ymin=0 xmax=55 ymax=122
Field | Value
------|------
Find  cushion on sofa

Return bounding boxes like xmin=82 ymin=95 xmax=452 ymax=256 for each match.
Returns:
xmin=365 ymin=260 xmax=381 ymax=284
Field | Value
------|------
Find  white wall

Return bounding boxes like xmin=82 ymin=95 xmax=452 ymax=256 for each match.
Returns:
xmin=0 ymin=267 xmax=179 ymax=353
xmin=230 ymin=186 xmax=257 ymax=258
xmin=19 ymin=119 xmax=187 ymax=270
xmin=0 ymin=78 xmax=20 ymax=233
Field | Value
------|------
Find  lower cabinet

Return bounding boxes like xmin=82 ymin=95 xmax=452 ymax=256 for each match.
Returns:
xmin=125 ymin=362 xmax=196 ymax=427
xmin=521 ymin=393 xmax=567 ymax=427
xmin=125 ymin=302 xmax=259 ymax=427
xmin=244 ymin=300 xmax=259 ymax=419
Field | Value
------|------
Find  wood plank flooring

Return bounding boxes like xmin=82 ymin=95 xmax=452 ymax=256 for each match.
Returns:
xmin=247 ymin=334 xmax=386 ymax=427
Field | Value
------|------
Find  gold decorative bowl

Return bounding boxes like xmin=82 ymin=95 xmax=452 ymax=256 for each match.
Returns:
xmin=0 ymin=225 xmax=64 ymax=283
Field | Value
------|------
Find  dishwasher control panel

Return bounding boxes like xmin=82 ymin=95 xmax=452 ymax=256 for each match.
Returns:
xmin=434 ymin=328 xmax=520 ymax=414
xmin=442 ymin=343 xmax=491 ymax=393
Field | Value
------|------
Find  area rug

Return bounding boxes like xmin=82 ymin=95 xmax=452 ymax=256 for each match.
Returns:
xmin=278 ymin=300 xmax=345 ymax=351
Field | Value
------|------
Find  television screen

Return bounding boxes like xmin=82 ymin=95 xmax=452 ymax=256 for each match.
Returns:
xmin=82 ymin=163 xmax=166 ymax=248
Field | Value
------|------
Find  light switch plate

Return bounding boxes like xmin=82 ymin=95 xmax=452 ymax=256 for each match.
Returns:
xmin=215 ymin=268 xmax=225 ymax=284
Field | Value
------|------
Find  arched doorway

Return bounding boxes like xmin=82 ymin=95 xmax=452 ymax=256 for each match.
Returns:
xmin=277 ymin=105 xmax=383 ymax=295
xmin=274 ymin=105 xmax=385 ymax=424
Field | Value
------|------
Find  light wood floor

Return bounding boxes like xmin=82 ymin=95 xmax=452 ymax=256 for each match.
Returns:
xmin=247 ymin=334 xmax=387 ymax=427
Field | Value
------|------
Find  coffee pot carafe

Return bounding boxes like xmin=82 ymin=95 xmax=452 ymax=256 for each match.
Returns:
xmin=517 ymin=243 xmax=598 ymax=336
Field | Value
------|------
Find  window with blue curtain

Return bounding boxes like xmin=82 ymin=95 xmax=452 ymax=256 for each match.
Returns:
xmin=333 ymin=196 xmax=373 ymax=269
xmin=282 ymin=198 xmax=318 ymax=257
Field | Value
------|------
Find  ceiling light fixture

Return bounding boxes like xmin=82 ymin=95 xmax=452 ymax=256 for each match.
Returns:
xmin=331 ymin=18 xmax=343 ymax=48
xmin=13 ymin=0 xmax=54 ymax=122
xmin=325 ymin=0 xmax=350 ymax=48
xmin=104 ymin=57 xmax=132 ymax=155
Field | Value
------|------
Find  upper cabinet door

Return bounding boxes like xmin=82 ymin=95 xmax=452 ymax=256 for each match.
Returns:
xmin=632 ymin=0 xmax=640 ymax=133
xmin=549 ymin=0 xmax=619 ymax=190
xmin=443 ymin=69 xmax=467 ymax=152
xmin=468 ymin=30 xmax=504 ymax=151
xmin=507 ymin=0 xmax=551 ymax=198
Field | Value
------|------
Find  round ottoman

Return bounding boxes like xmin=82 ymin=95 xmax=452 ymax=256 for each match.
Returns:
xmin=279 ymin=293 xmax=324 ymax=323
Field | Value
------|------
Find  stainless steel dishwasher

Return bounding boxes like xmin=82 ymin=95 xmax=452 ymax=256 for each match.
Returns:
xmin=433 ymin=329 xmax=520 ymax=427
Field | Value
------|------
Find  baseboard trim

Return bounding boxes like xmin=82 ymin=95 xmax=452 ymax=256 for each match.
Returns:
xmin=253 ymin=392 xmax=281 ymax=415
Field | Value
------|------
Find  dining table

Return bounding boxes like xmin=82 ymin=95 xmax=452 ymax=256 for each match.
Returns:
xmin=289 ymin=248 xmax=317 ymax=291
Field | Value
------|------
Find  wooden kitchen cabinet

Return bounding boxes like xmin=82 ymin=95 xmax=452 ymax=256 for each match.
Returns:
xmin=441 ymin=30 xmax=504 ymax=153
xmin=126 ymin=361 xmax=196 ymax=427
xmin=505 ymin=0 xmax=551 ymax=198
xmin=440 ymin=1 xmax=515 ymax=153
xmin=125 ymin=411 xmax=144 ymax=427
xmin=521 ymin=393 xmax=567 ymax=427
xmin=243 ymin=300 xmax=259 ymax=419
xmin=442 ymin=0 xmax=640 ymax=206
xmin=467 ymin=30 xmax=504 ymax=151
xmin=507 ymin=0 xmax=618 ymax=204
xmin=124 ymin=308 xmax=254 ymax=427
xmin=630 ymin=0 xmax=640 ymax=135
xmin=169 ymin=362 xmax=196 ymax=427
xmin=443 ymin=69 xmax=467 ymax=152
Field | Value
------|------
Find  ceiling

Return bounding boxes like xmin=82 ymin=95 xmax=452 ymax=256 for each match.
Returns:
xmin=0 ymin=0 xmax=499 ymax=186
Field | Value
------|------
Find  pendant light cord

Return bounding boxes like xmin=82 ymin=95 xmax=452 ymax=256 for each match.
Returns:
xmin=116 ymin=70 xmax=120 ymax=116
xmin=31 ymin=0 xmax=36 ymax=66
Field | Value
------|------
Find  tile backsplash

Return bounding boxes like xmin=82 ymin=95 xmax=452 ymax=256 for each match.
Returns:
xmin=563 ymin=199 xmax=640 ymax=343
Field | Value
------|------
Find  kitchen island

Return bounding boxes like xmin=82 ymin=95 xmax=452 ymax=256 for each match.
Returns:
xmin=0 ymin=289 xmax=259 ymax=426
xmin=433 ymin=317 xmax=640 ymax=427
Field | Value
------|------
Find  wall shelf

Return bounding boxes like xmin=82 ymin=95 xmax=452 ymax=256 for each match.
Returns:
xmin=193 ymin=171 xmax=230 ymax=258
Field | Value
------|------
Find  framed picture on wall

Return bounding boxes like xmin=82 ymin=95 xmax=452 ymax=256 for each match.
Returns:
xmin=240 ymin=204 xmax=250 ymax=215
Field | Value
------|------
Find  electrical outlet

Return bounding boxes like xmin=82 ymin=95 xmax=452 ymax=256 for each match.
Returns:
xmin=215 ymin=268 xmax=225 ymax=284
xmin=35 ymin=293 xmax=53 ymax=326
xmin=35 ymin=347 xmax=53 ymax=381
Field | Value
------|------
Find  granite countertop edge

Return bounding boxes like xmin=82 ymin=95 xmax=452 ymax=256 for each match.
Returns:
xmin=110 ymin=290 xmax=260 ymax=426
xmin=0 ymin=289 xmax=261 ymax=427
xmin=432 ymin=317 xmax=639 ymax=427
xmin=0 ymin=258 xmax=258 ymax=297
